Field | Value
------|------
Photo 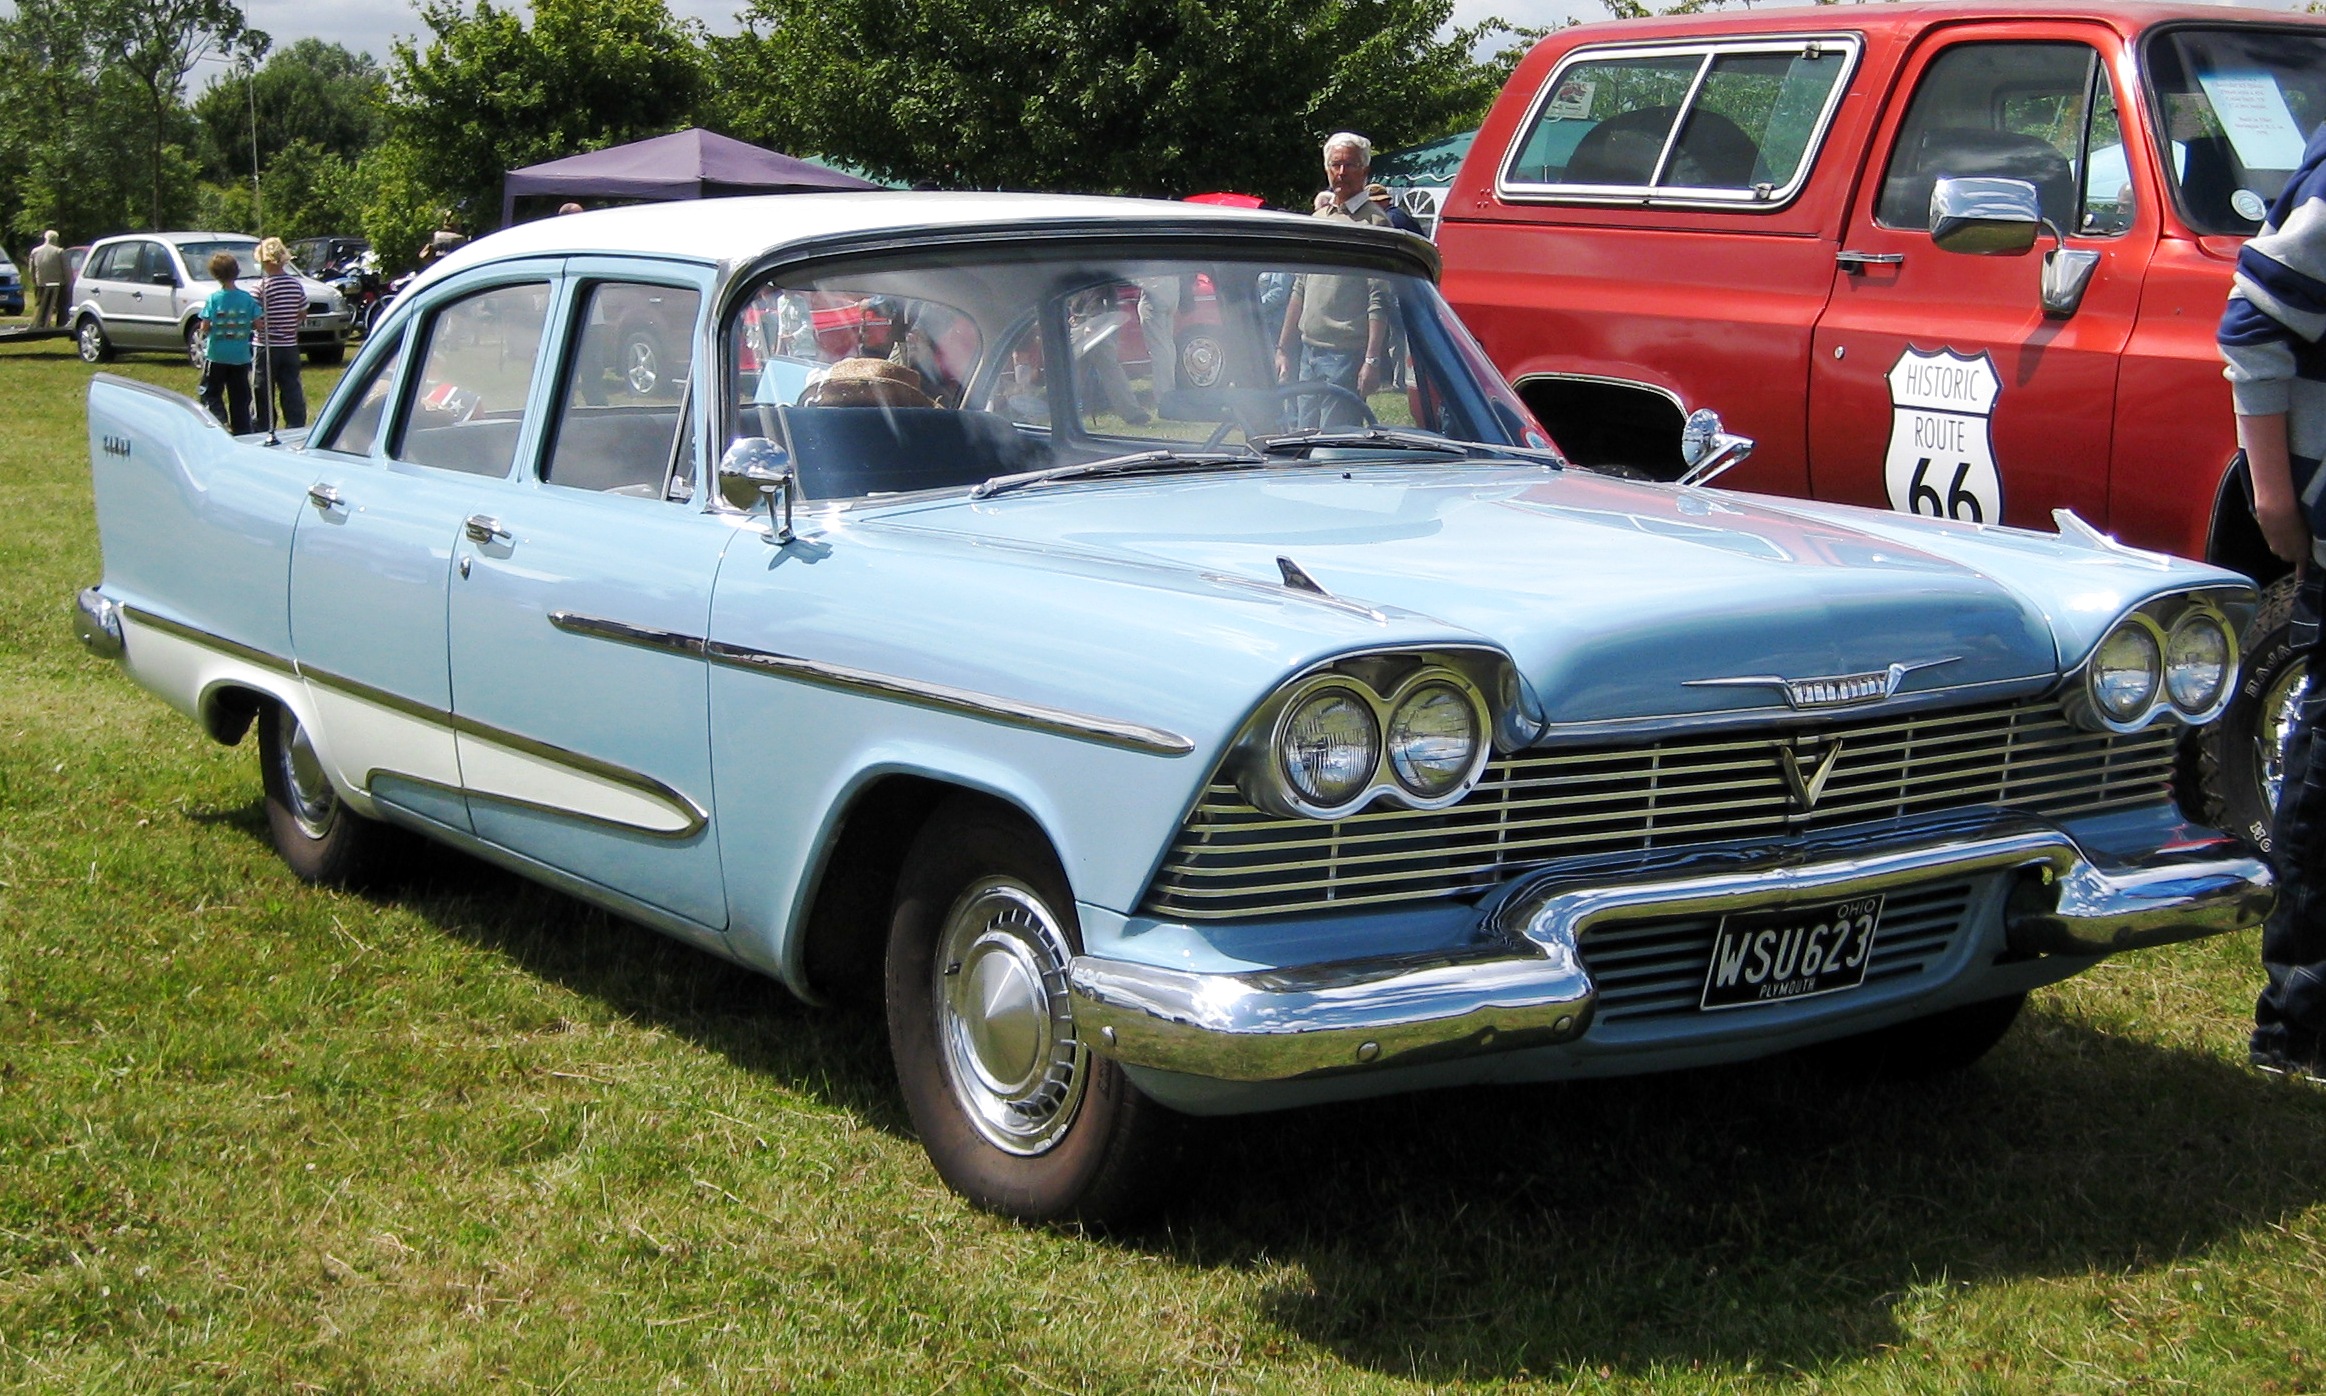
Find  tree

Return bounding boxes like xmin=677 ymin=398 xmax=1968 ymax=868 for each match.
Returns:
xmin=192 ymin=39 xmax=384 ymax=185
xmin=709 ymin=0 xmax=1519 ymax=204
xmin=0 ymin=0 xmax=198 ymax=242
xmin=86 ymin=0 xmax=255 ymax=228
xmin=382 ymin=0 xmax=706 ymax=237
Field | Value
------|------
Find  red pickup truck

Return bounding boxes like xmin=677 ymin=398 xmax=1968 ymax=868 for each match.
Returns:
xmin=1437 ymin=1 xmax=2326 ymax=847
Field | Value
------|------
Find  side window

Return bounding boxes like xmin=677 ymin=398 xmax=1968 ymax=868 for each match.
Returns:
xmin=1876 ymin=42 xmax=2125 ymax=237
xmin=138 ymin=242 xmax=179 ymax=287
xmin=312 ymin=328 xmax=406 ymax=457
xmin=88 ymin=244 xmax=132 ymax=282
xmin=390 ymin=282 xmax=552 ymax=478
xmin=540 ymin=281 xmax=702 ymax=496
xmin=1501 ymin=39 xmax=1856 ymax=202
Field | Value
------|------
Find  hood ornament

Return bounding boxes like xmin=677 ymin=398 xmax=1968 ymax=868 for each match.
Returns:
xmin=1685 ymin=657 xmax=1960 ymax=711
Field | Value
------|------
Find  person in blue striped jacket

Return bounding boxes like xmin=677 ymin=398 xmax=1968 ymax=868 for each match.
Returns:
xmin=2222 ymin=121 xmax=2326 ymax=1083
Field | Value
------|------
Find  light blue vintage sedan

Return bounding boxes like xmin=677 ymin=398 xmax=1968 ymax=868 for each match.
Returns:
xmin=79 ymin=194 xmax=2273 ymax=1223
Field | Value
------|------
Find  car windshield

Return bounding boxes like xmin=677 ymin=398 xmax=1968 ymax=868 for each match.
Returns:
xmin=2144 ymin=26 xmax=2326 ymax=235
xmin=179 ymin=241 xmax=262 ymax=279
xmin=722 ymin=241 xmax=1553 ymax=503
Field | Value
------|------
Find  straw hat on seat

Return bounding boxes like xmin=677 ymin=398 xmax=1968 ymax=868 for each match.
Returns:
xmin=801 ymin=357 xmax=937 ymax=409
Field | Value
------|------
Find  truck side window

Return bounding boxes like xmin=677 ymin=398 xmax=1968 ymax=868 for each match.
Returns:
xmin=1501 ymin=39 xmax=1856 ymax=204
xmin=1877 ymin=42 xmax=2127 ymax=238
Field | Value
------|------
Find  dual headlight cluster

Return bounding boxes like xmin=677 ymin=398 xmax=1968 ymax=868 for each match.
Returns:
xmin=2075 ymin=594 xmax=2239 ymax=731
xmin=1241 ymin=667 xmax=1495 ymax=819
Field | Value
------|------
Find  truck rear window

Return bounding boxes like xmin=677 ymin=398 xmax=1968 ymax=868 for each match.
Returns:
xmin=1499 ymin=37 xmax=1858 ymax=207
xmin=2144 ymin=26 xmax=2326 ymax=236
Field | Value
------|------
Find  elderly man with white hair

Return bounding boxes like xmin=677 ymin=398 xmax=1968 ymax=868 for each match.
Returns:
xmin=1274 ymin=132 xmax=1394 ymax=429
xmin=30 ymin=230 xmax=68 ymax=330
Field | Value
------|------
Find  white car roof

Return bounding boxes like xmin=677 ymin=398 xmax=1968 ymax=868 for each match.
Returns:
xmin=431 ymin=192 xmax=1325 ymax=276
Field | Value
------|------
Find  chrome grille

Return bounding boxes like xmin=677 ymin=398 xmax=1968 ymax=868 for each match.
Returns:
xmin=1142 ymin=698 xmax=2177 ymax=920
xmin=1576 ymin=880 xmax=1977 ymax=1026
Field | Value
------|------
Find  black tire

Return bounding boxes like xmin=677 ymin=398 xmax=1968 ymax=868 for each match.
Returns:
xmin=258 ymin=702 xmax=392 ymax=886
xmin=184 ymin=321 xmax=205 ymax=371
xmin=885 ymin=795 xmax=1181 ymax=1225
xmin=76 ymin=316 xmax=112 ymax=364
xmin=1800 ymin=993 xmax=2027 ymax=1081
xmin=308 ymin=345 xmax=344 ymax=367
xmin=2202 ymin=574 xmax=2304 ymax=852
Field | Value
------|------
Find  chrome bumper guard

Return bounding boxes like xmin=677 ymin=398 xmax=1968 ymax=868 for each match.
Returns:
xmin=74 ymin=586 xmax=124 ymax=661
xmin=1068 ymin=812 xmax=2272 ymax=1083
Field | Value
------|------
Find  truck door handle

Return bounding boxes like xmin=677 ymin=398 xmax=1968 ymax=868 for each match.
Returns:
xmin=1837 ymin=250 xmax=1905 ymax=274
xmin=306 ymin=483 xmax=345 ymax=512
xmin=464 ymin=514 xmax=511 ymax=545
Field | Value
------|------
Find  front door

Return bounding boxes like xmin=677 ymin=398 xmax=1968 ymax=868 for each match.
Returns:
xmin=1807 ymin=27 xmax=2154 ymax=532
xmin=445 ymin=271 xmax=734 ymax=931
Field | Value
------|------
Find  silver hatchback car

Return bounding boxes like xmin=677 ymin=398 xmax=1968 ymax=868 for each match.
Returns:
xmin=72 ymin=232 xmax=350 ymax=368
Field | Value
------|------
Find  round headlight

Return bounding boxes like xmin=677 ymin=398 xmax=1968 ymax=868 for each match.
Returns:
xmin=2165 ymin=611 xmax=2233 ymax=715
xmin=1385 ymin=681 xmax=1480 ymax=799
xmin=2090 ymin=620 xmax=2163 ymax=723
xmin=1278 ymin=686 xmax=1380 ymax=810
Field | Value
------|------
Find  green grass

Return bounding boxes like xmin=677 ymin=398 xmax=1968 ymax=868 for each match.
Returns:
xmin=4 ymin=327 xmax=2326 ymax=1392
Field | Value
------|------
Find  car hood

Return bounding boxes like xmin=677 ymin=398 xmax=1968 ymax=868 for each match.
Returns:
xmin=865 ymin=465 xmax=2081 ymax=725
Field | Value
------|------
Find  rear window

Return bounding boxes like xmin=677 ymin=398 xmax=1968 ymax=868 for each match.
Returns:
xmin=1500 ymin=36 xmax=1860 ymax=207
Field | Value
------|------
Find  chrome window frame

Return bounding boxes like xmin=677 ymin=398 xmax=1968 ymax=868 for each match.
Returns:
xmin=1495 ymin=34 xmax=1864 ymax=211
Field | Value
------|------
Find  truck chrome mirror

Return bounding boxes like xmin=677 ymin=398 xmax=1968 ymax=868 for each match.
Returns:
xmin=1931 ymin=176 xmax=2098 ymax=319
xmin=717 ymin=436 xmax=796 ymax=543
xmin=1929 ymin=177 xmax=2042 ymax=256
xmin=1677 ymin=408 xmax=1755 ymax=488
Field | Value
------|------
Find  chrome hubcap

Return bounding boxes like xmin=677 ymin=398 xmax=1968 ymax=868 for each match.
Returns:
xmin=934 ymin=879 xmax=1086 ymax=1155
xmin=281 ymin=716 xmax=337 ymax=840
xmin=79 ymin=323 xmax=101 ymax=359
xmin=2259 ymin=660 xmax=2311 ymax=816
xmin=1181 ymin=335 xmax=1224 ymax=389
xmin=624 ymin=341 xmax=659 ymax=394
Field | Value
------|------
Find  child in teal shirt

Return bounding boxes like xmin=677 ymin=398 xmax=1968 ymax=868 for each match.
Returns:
xmin=197 ymin=251 xmax=258 ymax=434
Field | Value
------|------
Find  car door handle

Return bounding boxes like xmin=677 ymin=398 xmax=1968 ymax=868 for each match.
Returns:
xmin=1836 ymin=250 xmax=1905 ymax=274
xmin=463 ymin=514 xmax=511 ymax=545
xmin=306 ymin=483 xmax=345 ymax=512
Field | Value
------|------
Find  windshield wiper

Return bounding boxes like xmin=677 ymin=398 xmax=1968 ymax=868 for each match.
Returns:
xmin=970 ymin=448 xmax=1265 ymax=500
xmin=1253 ymin=428 xmax=1565 ymax=467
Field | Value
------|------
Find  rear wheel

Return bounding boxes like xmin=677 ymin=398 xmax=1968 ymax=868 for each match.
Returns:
xmin=1801 ymin=994 xmax=2027 ymax=1080
xmin=258 ymin=702 xmax=392 ymax=886
xmin=76 ymin=316 xmax=112 ymax=364
xmin=885 ymin=796 xmax=1180 ymax=1225
xmin=184 ymin=322 xmax=205 ymax=371
xmin=2202 ymin=574 xmax=2303 ymax=851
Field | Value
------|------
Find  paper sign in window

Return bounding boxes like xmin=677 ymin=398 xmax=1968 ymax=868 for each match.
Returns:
xmin=2197 ymin=71 xmax=2309 ymax=171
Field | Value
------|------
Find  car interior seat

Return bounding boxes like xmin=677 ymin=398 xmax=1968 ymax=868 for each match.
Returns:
xmin=1880 ymin=127 xmax=2076 ymax=230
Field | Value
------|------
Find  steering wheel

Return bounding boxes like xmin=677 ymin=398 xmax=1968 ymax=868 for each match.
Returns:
xmin=1203 ymin=381 xmax=1378 ymax=447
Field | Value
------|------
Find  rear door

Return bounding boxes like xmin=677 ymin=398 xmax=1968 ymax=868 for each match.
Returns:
xmin=121 ymin=240 xmax=182 ymax=349
xmin=1808 ymin=24 xmax=2153 ymax=529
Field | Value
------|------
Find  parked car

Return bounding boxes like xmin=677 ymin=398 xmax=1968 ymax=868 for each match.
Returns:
xmin=0 ymin=248 xmax=23 ymax=316
xmin=1438 ymin=2 xmax=2326 ymax=851
xmin=79 ymin=193 xmax=2272 ymax=1223
xmin=71 ymin=232 xmax=351 ymax=368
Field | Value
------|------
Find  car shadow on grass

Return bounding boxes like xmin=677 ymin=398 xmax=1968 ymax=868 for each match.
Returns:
xmin=266 ymin=816 xmax=2324 ymax=1380
xmin=1152 ymin=1007 xmax=2326 ymax=1381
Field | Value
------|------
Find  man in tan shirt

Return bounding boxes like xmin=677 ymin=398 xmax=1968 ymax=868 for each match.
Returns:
xmin=1275 ymin=132 xmax=1394 ymax=429
xmin=29 ymin=231 xmax=68 ymax=330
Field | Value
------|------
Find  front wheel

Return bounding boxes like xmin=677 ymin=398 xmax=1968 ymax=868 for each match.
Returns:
xmin=184 ymin=322 xmax=206 ymax=371
xmin=76 ymin=316 xmax=112 ymax=364
xmin=258 ymin=702 xmax=393 ymax=886
xmin=885 ymin=797 xmax=1180 ymax=1225
xmin=2202 ymin=574 xmax=2304 ymax=851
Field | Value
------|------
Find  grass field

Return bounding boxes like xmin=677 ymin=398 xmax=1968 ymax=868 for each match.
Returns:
xmin=4 ymin=326 xmax=2326 ymax=1393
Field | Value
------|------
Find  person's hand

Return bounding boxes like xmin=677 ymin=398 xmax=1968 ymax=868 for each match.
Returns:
xmin=1358 ymin=358 xmax=1380 ymax=396
xmin=2259 ymin=494 xmax=2311 ymax=569
xmin=1275 ymin=347 xmax=1293 ymax=383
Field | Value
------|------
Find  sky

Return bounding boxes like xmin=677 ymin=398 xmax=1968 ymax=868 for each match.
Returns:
xmin=194 ymin=0 xmax=2310 ymax=106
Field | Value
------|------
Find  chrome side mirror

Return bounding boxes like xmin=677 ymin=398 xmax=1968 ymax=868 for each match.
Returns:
xmin=1930 ymin=175 xmax=2099 ymax=319
xmin=1930 ymin=177 xmax=2042 ymax=256
xmin=717 ymin=436 xmax=796 ymax=544
xmin=1678 ymin=407 xmax=1755 ymax=488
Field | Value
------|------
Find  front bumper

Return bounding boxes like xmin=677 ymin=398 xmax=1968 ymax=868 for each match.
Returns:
xmin=1067 ymin=811 xmax=2272 ymax=1084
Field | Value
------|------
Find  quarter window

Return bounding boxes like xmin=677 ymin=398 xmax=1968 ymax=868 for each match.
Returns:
xmin=390 ymin=282 xmax=553 ymax=478
xmin=312 ymin=328 xmax=406 ymax=457
xmin=1876 ymin=42 xmax=2129 ymax=238
xmin=1501 ymin=38 xmax=1857 ymax=204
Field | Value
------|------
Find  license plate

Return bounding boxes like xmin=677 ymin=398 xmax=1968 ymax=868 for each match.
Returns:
xmin=1699 ymin=895 xmax=1884 ymax=1011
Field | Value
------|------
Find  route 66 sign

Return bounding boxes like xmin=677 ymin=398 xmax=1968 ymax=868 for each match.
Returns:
xmin=1884 ymin=346 xmax=2004 ymax=524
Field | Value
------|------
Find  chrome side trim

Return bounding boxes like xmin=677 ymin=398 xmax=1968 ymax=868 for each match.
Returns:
xmin=701 ymin=637 xmax=1195 ymax=756
xmin=1077 ymin=811 xmax=2271 ymax=1083
xmin=547 ymin=610 xmax=708 ymax=658
xmin=293 ymin=660 xmax=445 ymax=724
xmin=369 ymin=767 xmax=709 ymax=842
xmin=119 ymin=604 xmax=297 ymax=675
xmin=75 ymin=587 xmax=125 ymax=661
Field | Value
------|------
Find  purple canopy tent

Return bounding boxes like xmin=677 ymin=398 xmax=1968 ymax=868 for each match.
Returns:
xmin=501 ymin=128 xmax=880 ymax=224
